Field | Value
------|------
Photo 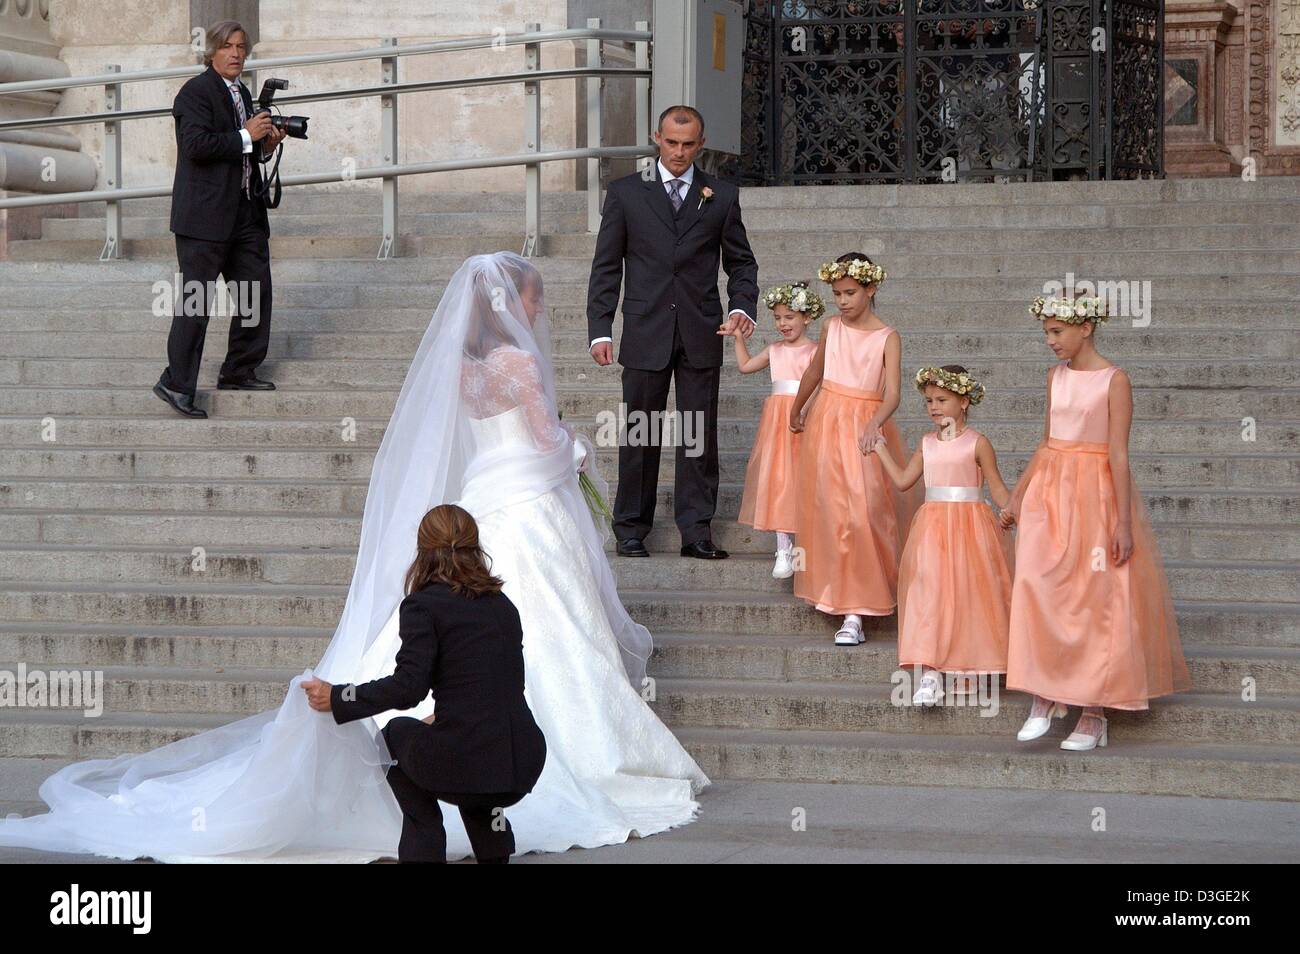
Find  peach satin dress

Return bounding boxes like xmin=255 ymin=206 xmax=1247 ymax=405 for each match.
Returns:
xmin=1006 ymin=363 xmax=1191 ymax=709
xmin=897 ymin=427 xmax=1013 ymax=674
xmin=739 ymin=338 xmax=818 ymax=533
xmin=793 ymin=318 xmax=918 ymax=616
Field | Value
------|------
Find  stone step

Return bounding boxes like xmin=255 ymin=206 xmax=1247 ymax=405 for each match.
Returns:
xmin=33 ymin=196 xmax=1300 ymax=240
xmin=1 ymin=413 xmax=1292 ymax=461
xmin=6 ymin=621 xmax=1293 ymax=696
xmin=5 ymin=299 xmax=1291 ymax=332
xmin=21 ymin=223 xmax=1300 ymax=263
xmin=19 ymin=220 xmax=1300 ymax=257
xmin=1 ymin=705 xmax=1294 ymax=800
xmin=5 ymin=432 xmax=1295 ymax=493
xmin=1 ymin=481 xmax=1293 ymax=552
xmin=672 ymin=726 xmax=1300 ymax=801
xmin=69 ymin=178 xmax=1300 ymax=218
xmin=15 ymin=239 xmax=1300 ymax=280
xmin=650 ymin=678 xmax=1300 ymax=745
xmin=0 ymin=518 xmax=1293 ymax=598
xmin=618 ymin=590 xmax=1300 ymax=647
xmin=0 ymin=574 xmax=1295 ymax=645
xmin=0 ymin=659 xmax=1290 ymax=748
xmin=2 ymin=353 xmax=1293 ymax=392
xmin=1 ymin=273 xmax=1295 ymax=309
xmin=4 ymin=382 xmax=1295 ymax=424
xmin=648 ymin=633 xmax=1300 ymax=696
xmin=1 ymin=470 xmax=1294 ymax=531
xmin=0 ymin=502 xmax=1288 ymax=573
xmin=1 ymin=326 xmax=1295 ymax=361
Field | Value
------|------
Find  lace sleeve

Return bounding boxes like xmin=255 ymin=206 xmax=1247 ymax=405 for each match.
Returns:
xmin=495 ymin=348 xmax=570 ymax=454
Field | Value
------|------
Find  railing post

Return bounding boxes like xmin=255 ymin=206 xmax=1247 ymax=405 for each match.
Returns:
xmin=522 ymin=22 xmax=541 ymax=257
xmin=100 ymin=65 xmax=122 ymax=261
xmin=635 ymin=20 xmax=650 ymax=162
xmin=586 ymin=18 xmax=603 ymax=234
xmin=378 ymin=36 xmax=399 ymax=260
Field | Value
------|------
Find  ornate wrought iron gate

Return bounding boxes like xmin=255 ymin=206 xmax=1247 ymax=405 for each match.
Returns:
xmin=734 ymin=0 xmax=1163 ymax=184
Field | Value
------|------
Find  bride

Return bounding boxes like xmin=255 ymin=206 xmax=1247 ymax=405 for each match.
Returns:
xmin=0 ymin=252 xmax=708 ymax=862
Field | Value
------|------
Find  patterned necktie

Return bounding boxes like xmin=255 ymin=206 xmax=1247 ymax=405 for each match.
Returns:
xmin=668 ymin=178 xmax=684 ymax=212
xmin=228 ymin=82 xmax=251 ymax=198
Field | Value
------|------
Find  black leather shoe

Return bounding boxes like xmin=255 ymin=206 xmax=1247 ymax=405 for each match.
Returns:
xmin=153 ymin=381 xmax=207 ymax=418
xmin=615 ymin=538 xmax=649 ymax=557
xmin=680 ymin=539 xmax=728 ymax=560
xmin=217 ymin=375 xmax=276 ymax=390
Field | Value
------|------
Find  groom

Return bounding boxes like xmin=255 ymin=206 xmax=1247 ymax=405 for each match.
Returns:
xmin=587 ymin=105 xmax=759 ymax=560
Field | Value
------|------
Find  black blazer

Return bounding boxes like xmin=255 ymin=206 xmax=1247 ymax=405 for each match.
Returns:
xmin=331 ymin=582 xmax=547 ymax=795
xmin=169 ymin=66 xmax=270 ymax=241
xmin=586 ymin=165 xmax=759 ymax=371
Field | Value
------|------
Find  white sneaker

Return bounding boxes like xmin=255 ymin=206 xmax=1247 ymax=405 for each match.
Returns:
xmin=771 ymin=548 xmax=794 ymax=579
xmin=833 ymin=620 xmax=864 ymax=646
xmin=912 ymin=670 xmax=945 ymax=706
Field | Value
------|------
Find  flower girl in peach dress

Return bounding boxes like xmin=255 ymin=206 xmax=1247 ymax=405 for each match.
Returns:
xmin=1001 ymin=294 xmax=1191 ymax=750
xmin=733 ymin=282 xmax=823 ymax=579
xmin=788 ymin=254 xmax=918 ymax=646
xmin=871 ymin=365 xmax=1015 ymax=705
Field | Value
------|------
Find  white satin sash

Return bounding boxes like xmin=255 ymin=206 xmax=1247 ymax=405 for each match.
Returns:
xmin=771 ymin=379 xmax=799 ymax=396
xmin=925 ymin=485 xmax=983 ymax=503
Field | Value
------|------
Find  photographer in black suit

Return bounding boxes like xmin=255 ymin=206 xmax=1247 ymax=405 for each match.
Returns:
xmin=586 ymin=105 xmax=759 ymax=560
xmin=302 ymin=505 xmax=547 ymax=864
xmin=154 ymin=20 xmax=285 ymax=418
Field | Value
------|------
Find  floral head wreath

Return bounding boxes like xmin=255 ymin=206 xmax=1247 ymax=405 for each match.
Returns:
xmin=761 ymin=281 xmax=826 ymax=322
xmin=915 ymin=366 xmax=985 ymax=405
xmin=817 ymin=258 xmax=886 ymax=287
xmin=1029 ymin=295 xmax=1109 ymax=325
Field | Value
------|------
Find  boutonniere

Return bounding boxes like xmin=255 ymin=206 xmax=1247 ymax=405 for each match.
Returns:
xmin=697 ymin=186 xmax=714 ymax=211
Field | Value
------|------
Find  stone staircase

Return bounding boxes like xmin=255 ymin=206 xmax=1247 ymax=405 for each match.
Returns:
xmin=1 ymin=178 xmax=1297 ymax=802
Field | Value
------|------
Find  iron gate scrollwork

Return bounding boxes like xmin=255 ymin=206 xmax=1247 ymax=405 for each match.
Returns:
xmin=733 ymin=0 xmax=1163 ymax=184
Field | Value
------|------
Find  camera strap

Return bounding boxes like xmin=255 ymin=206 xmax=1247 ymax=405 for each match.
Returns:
xmin=257 ymin=142 xmax=284 ymax=209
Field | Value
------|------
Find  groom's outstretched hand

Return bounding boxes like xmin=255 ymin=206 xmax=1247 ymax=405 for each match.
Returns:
xmin=590 ymin=342 xmax=613 ymax=366
xmin=302 ymin=676 xmax=334 ymax=713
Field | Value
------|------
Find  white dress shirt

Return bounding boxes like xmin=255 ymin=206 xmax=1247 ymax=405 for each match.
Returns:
xmin=590 ymin=159 xmax=754 ymax=351
xmin=224 ymin=76 xmax=254 ymax=155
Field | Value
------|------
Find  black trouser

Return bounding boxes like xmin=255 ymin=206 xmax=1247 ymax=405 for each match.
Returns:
xmin=382 ymin=718 xmax=527 ymax=864
xmin=614 ymin=323 xmax=721 ymax=545
xmin=162 ymin=193 xmax=272 ymax=396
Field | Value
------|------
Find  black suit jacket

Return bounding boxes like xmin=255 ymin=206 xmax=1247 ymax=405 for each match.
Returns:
xmin=169 ymin=66 xmax=270 ymax=241
xmin=330 ymin=582 xmax=546 ymax=795
xmin=586 ymin=165 xmax=759 ymax=371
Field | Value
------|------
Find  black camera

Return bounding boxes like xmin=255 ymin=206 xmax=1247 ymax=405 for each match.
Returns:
xmin=254 ymin=78 xmax=309 ymax=140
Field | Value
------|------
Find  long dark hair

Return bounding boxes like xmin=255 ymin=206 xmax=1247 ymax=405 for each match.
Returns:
xmin=404 ymin=504 xmax=504 ymax=598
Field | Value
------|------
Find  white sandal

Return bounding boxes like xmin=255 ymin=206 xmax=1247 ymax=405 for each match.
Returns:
xmin=833 ymin=620 xmax=864 ymax=646
xmin=912 ymin=670 xmax=945 ymax=706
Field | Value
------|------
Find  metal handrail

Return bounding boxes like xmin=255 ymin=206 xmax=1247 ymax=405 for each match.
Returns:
xmin=0 ymin=67 xmax=647 ymax=132
xmin=0 ymin=27 xmax=651 ymax=94
xmin=0 ymin=21 xmax=653 ymax=260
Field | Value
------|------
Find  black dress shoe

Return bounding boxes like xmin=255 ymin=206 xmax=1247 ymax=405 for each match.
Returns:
xmin=217 ymin=375 xmax=276 ymax=390
xmin=680 ymin=539 xmax=728 ymax=560
xmin=615 ymin=538 xmax=649 ymax=557
xmin=152 ymin=381 xmax=207 ymax=418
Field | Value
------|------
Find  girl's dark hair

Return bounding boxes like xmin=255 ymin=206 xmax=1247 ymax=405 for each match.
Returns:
xmin=404 ymin=504 xmax=504 ymax=598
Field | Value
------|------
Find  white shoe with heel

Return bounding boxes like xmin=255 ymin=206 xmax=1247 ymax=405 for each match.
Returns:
xmin=1016 ymin=699 xmax=1068 ymax=741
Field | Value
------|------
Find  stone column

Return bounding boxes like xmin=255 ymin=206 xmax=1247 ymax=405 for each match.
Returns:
xmin=1164 ymin=2 xmax=1242 ymax=175
xmin=1 ymin=0 xmax=97 ymax=257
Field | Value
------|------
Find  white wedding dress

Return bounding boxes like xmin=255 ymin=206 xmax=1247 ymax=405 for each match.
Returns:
xmin=0 ymin=253 xmax=708 ymax=862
